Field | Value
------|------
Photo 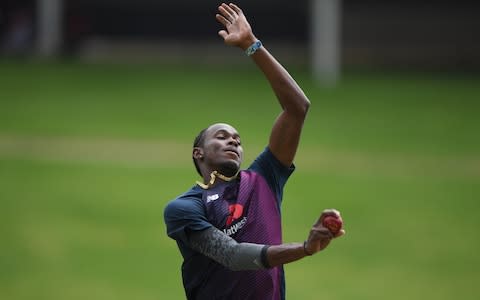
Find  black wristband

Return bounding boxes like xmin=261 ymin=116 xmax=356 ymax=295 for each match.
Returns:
xmin=260 ymin=245 xmax=271 ymax=268
xmin=303 ymin=241 xmax=313 ymax=256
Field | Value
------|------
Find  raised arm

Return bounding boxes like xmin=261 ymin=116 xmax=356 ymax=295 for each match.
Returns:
xmin=216 ymin=3 xmax=310 ymax=167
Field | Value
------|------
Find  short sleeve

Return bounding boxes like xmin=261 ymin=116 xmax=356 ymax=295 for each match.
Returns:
xmin=248 ymin=147 xmax=295 ymax=204
xmin=164 ymin=197 xmax=212 ymax=244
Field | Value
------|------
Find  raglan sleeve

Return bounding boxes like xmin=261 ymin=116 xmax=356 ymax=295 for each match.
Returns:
xmin=164 ymin=197 xmax=212 ymax=244
xmin=248 ymin=147 xmax=295 ymax=205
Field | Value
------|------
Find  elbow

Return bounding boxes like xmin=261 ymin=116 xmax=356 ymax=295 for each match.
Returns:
xmin=223 ymin=259 xmax=244 ymax=272
xmin=223 ymin=243 xmax=268 ymax=271
xmin=227 ymin=262 xmax=262 ymax=272
xmin=302 ymin=98 xmax=311 ymax=115
xmin=224 ymin=255 xmax=250 ymax=272
xmin=291 ymin=97 xmax=311 ymax=118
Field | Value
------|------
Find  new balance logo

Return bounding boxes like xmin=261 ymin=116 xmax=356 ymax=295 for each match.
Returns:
xmin=206 ymin=194 xmax=219 ymax=203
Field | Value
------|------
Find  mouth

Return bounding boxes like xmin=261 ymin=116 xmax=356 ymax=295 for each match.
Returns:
xmin=224 ymin=148 xmax=239 ymax=158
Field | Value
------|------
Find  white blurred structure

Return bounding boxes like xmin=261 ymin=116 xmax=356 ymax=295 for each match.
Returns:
xmin=36 ymin=0 xmax=62 ymax=57
xmin=310 ymin=0 xmax=342 ymax=85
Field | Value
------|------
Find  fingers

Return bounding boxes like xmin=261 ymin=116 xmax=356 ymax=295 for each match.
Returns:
xmin=334 ymin=229 xmax=346 ymax=238
xmin=219 ymin=3 xmax=237 ymax=24
xmin=217 ymin=3 xmax=242 ymax=26
xmin=310 ymin=226 xmax=334 ymax=239
xmin=216 ymin=14 xmax=230 ymax=27
xmin=307 ymin=223 xmax=346 ymax=254
xmin=218 ymin=30 xmax=228 ymax=40
xmin=306 ymin=228 xmax=333 ymax=254
xmin=229 ymin=3 xmax=243 ymax=15
xmin=310 ymin=226 xmax=345 ymax=240
xmin=322 ymin=208 xmax=341 ymax=218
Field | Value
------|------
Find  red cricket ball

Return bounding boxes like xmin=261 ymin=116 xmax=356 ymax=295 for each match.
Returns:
xmin=322 ymin=215 xmax=343 ymax=235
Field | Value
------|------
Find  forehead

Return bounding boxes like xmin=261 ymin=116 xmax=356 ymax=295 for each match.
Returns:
xmin=206 ymin=123 xmax=240 ymax=136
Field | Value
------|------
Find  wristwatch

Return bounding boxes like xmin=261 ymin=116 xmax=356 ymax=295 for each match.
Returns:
xmin=245 ymin=40 xmax=263 ymax=56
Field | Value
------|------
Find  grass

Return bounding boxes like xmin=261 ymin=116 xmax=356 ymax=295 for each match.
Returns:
xmin=0 ymin=60 xmax=479 ymax=299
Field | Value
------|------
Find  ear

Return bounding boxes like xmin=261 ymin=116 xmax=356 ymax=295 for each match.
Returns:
xmin=192 ymin=147 xmax=204 ymax=160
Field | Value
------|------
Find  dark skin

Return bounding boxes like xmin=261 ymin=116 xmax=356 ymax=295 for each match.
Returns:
xmin=193 ymin=123 xmax=243 ymax=178
xmin=193 ymin=3 xmax=345 ymax=267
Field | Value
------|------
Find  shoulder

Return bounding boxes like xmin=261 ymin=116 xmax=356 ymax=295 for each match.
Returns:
xmin=164 ymin=186 xmax=204 ymax=219
xmin=164 ymin=185 xmax=212 ymax=242
xmin=246 ymin=147 xmax=295 ymax=204
xmin=248 ymin=146 xmax=295 ymax=174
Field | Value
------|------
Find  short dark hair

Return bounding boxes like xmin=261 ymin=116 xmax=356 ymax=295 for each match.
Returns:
xmin=193 ymin=127 xmax=208 ymax=176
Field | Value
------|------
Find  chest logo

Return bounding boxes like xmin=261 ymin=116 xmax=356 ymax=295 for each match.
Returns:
xmin=226 ymin=204 xmax=244 ymax=226
xmin=206 ymin=194 xmax=219 ymax=203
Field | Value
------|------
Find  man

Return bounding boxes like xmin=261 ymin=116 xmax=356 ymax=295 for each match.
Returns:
xmin=164 ymin=3 xmax=345 ymax=299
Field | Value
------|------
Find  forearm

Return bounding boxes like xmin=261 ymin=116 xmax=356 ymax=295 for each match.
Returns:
xmin=215 ymin=3 xmax=310 ymax=166
xmin=188 ymin=227 xmax=315 ymax=271
xmin=265 ymin=242 xmax=308 ymax=267
xmin=251 ymin=44 xmax=310 ymax=166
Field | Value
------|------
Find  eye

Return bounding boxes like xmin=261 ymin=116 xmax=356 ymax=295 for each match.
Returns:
xmin=216 ymin=134 xmax=226 ymax=140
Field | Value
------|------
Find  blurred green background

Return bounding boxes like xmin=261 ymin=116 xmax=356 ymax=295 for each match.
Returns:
xmin=0 ymin=61 xmax=479 ymax=300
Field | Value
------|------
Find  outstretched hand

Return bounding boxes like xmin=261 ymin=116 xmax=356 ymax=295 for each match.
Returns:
xmin=305 ymin=209 xmax=345 ymax=255
xmin=216 ymin=3 xmax=257 ymax=50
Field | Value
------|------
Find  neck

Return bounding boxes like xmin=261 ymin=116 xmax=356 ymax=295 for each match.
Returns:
xmin=197 ymin=170 xmax=239 ymax=189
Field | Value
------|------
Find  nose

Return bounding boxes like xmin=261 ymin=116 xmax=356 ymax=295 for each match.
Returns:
xmin=228 ymin=137 xmax=239 ymax=146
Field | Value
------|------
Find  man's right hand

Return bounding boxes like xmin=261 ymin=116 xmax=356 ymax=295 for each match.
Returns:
xmin=215 ymin=3 xmax=257 ymax=50
xmin=304 ymin=209 xmax=345 ymax=255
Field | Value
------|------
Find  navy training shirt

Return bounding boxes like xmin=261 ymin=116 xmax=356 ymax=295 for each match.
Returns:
xmin=164 ymin=147 xmax=294 ymax=300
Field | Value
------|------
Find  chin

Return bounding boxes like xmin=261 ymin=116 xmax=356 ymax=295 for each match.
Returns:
xmin=219 ymin=161 xmax=240 ymax=177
